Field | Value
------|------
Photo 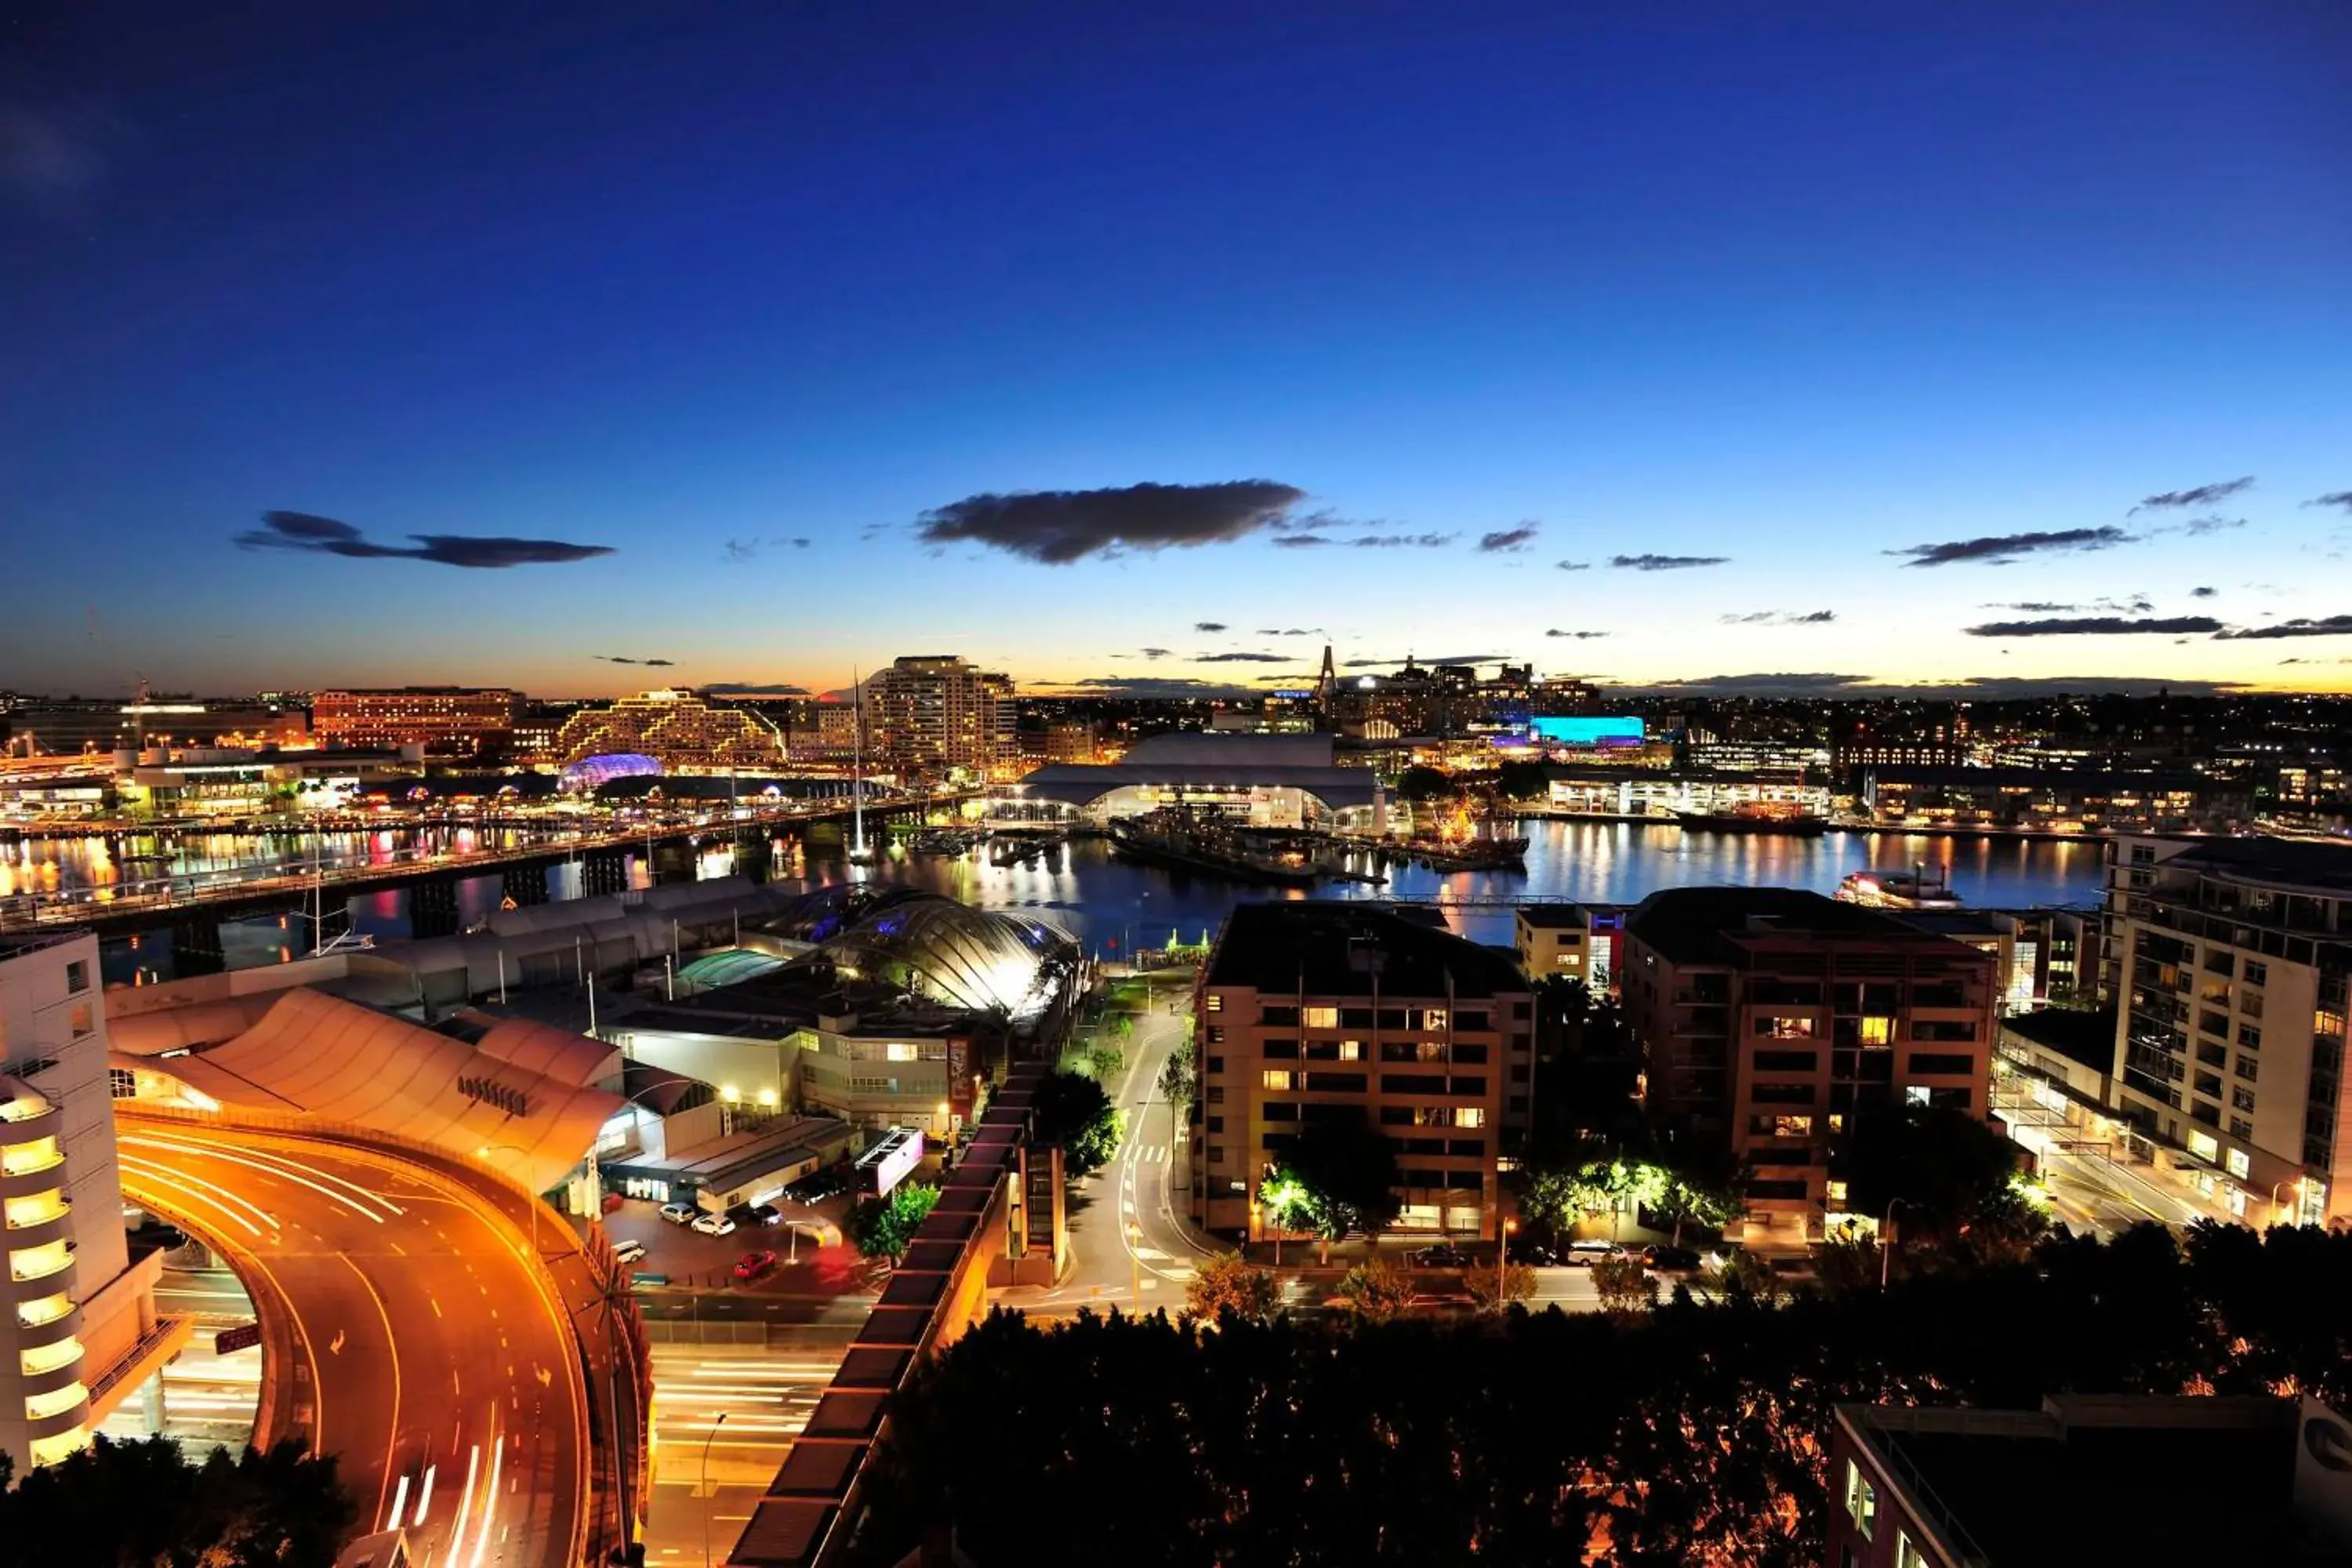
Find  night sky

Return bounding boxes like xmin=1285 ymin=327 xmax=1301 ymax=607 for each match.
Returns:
xmin=5 ymin=1 xmax=2349 ymax=700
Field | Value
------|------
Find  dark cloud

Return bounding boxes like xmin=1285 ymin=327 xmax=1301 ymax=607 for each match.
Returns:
xmin=1965 ymin=615 xmax=2223 ymax=637
xmin=593 ymin=655 xmax=674 ymax=666
xmin=1343 ymin=654 xmax=1509 ymax=669
xmin=2174 ymin=515 xmax=2247 ymax=537
xmin=1140 ymin=648 xmax=1174 ymax=660
xmin=791 ymin=536 xmax=811 ymax=548
xmin=1477 ymin=524 xmax=1540 ymax=554
xmin=1195 ymin=651 xmax=1288 ymax=663
xmin=913 ymin=480 xmax=1305 ymax=564
xmin=1556 ymin=560 xmax=1592 ymax=572
xmin=1060 ymin=676 xmax=1255 ymax=697
xmin=1545 ymin=630 xmax=1609 ymax=640
xmin=1194 ymin=622 xmax=1228 ymax=633
xmin=1613 ymin=554 xmax=1728 ymax=572
xmin=1272 ymin=535 xmax=1334 ymax=549
xmin=1636 ymin=672 xmax=2248 ymax=698
xmin=2190 ymin=586 xmax=2219 ymax=599
xmin=2303 ymin=492 xmax=2352 ymax=514
xmin=236 ymin=510 xmax=612 ymax=568
xmin=1254 ymin=627 xmax=1324 ymax=637
xmin=1891 ymin=527 xmax=2131 ymax=568
xmin=1981 ymin=601 xmax=2080 ymax=613
xmin=1648 ymin=672 xmax=1877 ymax=695
xmin=1352 ymin=532 xmax=1457 ymax=549
xmin=701 ymin=682 xmax=810 ymax=696
xmin=1720 ymin=610 xmax=1836 ymax=626
xmin=2213 ymin=615 xmax=2352 ymax=641
xmin=2132 ymin=476 xmax=2254 ymax=514
xmin=724 ymin=538 xmax=760 ymax=563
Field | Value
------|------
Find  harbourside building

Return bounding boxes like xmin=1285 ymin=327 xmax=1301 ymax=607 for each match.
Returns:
xmin=310 ymin=687 xmax=521 ymax=755
xmin=1013 ymin=732 xmax=1384 ymax=831
xmin=554 ymin=688 xmax=789 ymax=773
xmin=862 ymin=656 xmax=1018 ymax=783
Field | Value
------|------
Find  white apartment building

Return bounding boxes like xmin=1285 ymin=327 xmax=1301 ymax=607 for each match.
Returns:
xmin=2106 ymin=836 xmax=2352 ymax=1225
xmin=1 ymin=933 xmax=171 ymax=1472
xmin=862 ymin=656 xmax=1016 ymax=782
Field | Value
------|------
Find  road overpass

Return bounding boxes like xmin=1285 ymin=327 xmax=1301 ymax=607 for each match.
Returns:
xmin=114 ymin=1116 xmax=598 ymax=1567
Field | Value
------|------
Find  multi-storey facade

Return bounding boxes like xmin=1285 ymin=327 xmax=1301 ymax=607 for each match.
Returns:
xmin=554 ymin=688 xmax=788 ymax=772
xmin=2106 ymin=835 xmax=2352 ymax=1225
xmin=1190 ymin=903 xmax=1534 ymax=1242
xmin=1621 ymin=888 xmax=2000 ymax=1247
xmin=862 ymin=656 xmax=1015 ymax=782
xmin=310 ymin=686 xmax=521 ymax=753
xmin=1 ymin=934 xmax=168 ymax=1473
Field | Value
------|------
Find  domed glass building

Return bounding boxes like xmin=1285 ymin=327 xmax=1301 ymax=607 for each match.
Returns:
xmin=808 ymin=892 xmax=1076 ymax=1020
xmin=560 ymin=752 xmax=662 ymax=793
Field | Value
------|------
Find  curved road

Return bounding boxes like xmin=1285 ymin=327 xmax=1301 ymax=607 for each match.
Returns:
xmin=115 ymin=1119 xmax=589 ymax=1568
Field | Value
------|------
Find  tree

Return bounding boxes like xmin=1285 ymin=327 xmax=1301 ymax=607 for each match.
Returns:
xmin=1333 ymin=1258 xmax=1413 ymax=1323
xmin=1033 ymin=1069 xmax=1127 ymax=1178
xmin=1496 ymin=759 xmax=1551 ymax=800
xmin=0 ymin=1435 xmax=355 ymax=1568
xmin=1588 ymin=1255 xmax=1655 ymax=1316
xmin=1265 ymin=1118 xmax=1401 ymax=1257
xmin=1832 ymin=1103 xmax=2026 ymax=1241
xmin=850 ymin=1181 xmax=941 ymax=1262
xmin=1465 ymin=1261 xmax=1537 ymax=1313
xmin=1394 ymin=765 xmax=1451 ymax=802
xmin=1155 ymin=1046 xmax=1196 ymax=1116
xmin=1185 ymin=1252 xmax=1281 ymax=1324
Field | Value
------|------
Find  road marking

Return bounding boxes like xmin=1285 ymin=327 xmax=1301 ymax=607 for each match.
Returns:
xmin=384 ymin=1472 xmax=409 ymax=1532
xmin=413 ymin=1463 xmax=436 ymax=1524
xmin=429 ymin=1296 xmax=442 ymax=1319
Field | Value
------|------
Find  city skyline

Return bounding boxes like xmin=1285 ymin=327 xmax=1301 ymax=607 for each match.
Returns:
xmin=6 ymin=2 xmax=2350 ymax=699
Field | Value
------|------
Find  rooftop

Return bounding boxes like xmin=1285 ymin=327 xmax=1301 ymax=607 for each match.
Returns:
xmin=1625 ymin=886 xmax=1984 ymax=967
xmin=1514 ymin=903 xmax=1594 ymax=930
xmin=2158 ymin=835 xmax=2352 ymax=895
xmin=1203 ymin=902 xmax=1529 ymax=999
xmin=2001 ymin=1006 xmax=2119 ymax=1074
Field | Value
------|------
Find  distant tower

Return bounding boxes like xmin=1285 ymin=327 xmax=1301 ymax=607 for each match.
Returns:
xmin=1316 ymin=644 xmax=1337 ymax=713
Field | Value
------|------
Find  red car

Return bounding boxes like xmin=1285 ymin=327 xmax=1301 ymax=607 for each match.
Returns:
xmin=731 ymin=1250 xmax=778 ymax=1283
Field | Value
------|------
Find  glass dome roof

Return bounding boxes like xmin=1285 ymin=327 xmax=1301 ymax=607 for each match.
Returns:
xmin=811 ymin=893 xmax=1076 ymax=1018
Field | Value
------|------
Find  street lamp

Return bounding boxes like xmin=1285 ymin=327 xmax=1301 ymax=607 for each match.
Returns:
xmin=700 ymin=1410 xmax=729 ymax=1568
xmin=1880 ymin=1198 xmax=1917 ymax=1290
xmin=1499 ymin=1217 xmax=1517 ymax=1300
xmin=2270 ymin=1177 xmax=2305 ymax=1226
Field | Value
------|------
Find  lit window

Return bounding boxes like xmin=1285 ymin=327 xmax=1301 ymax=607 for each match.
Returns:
xmin=23 ymin=1381 xmax=86 ymax=1424
xmin=1262 ymin=1070 xmax=1293 ymax=1091
xmin=1773 ymin=1115 xmax=1813 ymax=1138
xmin=3 ymin=1191 xmax=67 ymax=1229
xmin=1904 ymin=1086 xmax=1930 ymax=1107
xmin=1895 ymin=1531 xmax=1928 ymax=1568
xmin=1338 ymin=1040 xmax=1361 ymax=1062
xmin=1845 ymin=1461 xmax=1878 ymax=1538
xmin=2226 ymin=1149 xmax=2251 ymax=1180
xmin=1859 ymin=1017 xmax=1894 ymax=1046
xmin=1756 ymin=1016 xmax=1817 ymax=1039
xmin=64 ymin=960 xmax=89 ymax=995
xmin=884 ymin=1044 xmax=920 ymax=1062
xmin=16 ymin=1294 xmax=71 ymax=1330
xmin=1303 ymin=1006 xmax=1339 ymax=1029
xmin=2186 ymin=1130 xmax=2220 ymax=1163
xmin=1425 ymin=1009 xmax=1448 ymax=1031
xmin=1204 ymin=994 xmax=1222 ymax=1013
xmin=1 ymin=1138 xmax=63 ymax=1178
xmin=1826 ymin=1180 xmax=1849 ymax=1203
xmin=19 ymin=1336 xmax=81 ymax=1377
xmin=1455 ymin=1107 xmax=1485 ymax=1129
xmin=68 ymin=1004 xmax=93 ymax=1040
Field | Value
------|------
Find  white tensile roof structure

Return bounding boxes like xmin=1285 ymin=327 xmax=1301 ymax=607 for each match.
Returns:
xmin=119 ymin=988 xmax=623 ymax=1193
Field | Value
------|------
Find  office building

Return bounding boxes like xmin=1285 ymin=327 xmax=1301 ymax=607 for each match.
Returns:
xmin=1189 ymin=903 xmax=1534 ymax=1242
xmin=862 ymin=656 xmax=1016 ymax=782
xmin=310 ymin=687 xmax=521 ymax=754
xmin=1620 ymin=888 xmax=2000 ymax=1247
xmin=1827 ymin=1395 xmax=2352 ymax=1567
xmin=553 ymin=688 xmax=788 ymax=773
xmin=2105 ymin=834 xmax=2352 ymax=1225
xmin=2 ymin=699 xmax=306 ymax=757
xmin=1 ymin=933 xmax=177 ymax=1473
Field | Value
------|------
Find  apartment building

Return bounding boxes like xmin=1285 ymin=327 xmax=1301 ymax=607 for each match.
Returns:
xmin=310 ymin=686 xmax=520 ymax=753
xmin=1 ymin=934 xmax=175 ymax=1473
xmin=553 ymin=688 xmax=788 ymax=773
xmin=1514 ymin=903 xmax=1598 ymax=983
xmin=860 ymin=656 xmax=1015 ymax=782
xmin=1620 ymin=888 xmax=2000 ymax=1247
xmin=1190 ymin=903 xmax=1534 ymax=1242
xmin=2105 ymin=834 xmax=2352 ymax=1225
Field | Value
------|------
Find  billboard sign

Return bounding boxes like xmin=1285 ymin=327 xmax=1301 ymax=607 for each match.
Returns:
xmin=855 ymin=1126 xmax=927 ymax=1197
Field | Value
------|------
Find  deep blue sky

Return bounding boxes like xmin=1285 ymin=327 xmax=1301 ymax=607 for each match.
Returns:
xmin=5 ymin=1 xmax=2348 ymax=699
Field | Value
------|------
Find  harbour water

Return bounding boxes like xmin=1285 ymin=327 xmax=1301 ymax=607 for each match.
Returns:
xmin=8 ymin=819 xmax=2108 ymax=984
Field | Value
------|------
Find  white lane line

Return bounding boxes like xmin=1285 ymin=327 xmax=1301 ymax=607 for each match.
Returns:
xmin=122 ymin=1135 xmax=396 ymax=1225
xmin=470 ymin=1432 xmax=503 ymax=1568
xmin=384 ymin=1472 xmax=409 ymax=1532
xmin=124 ymin=1131 xmax=408 ymax=1218
xmin=118 ymin=1157 xmax=279 ymax=1237
xmin=444 ymin=1443 xmax=481 ymax=1566
xmin=413 ymin=1463 xmax=437 ymax=1524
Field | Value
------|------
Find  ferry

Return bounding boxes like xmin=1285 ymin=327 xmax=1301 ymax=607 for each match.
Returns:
xmin=1835 ymin=867 xmax=1963 ymax=911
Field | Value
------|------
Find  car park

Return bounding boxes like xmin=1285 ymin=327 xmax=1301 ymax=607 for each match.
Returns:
xmin=732 ymin=1249 xmax=778 ymax=1282
xmin=658 ymin=1202 xmax=697 ymax=1226
xmin=690 ymin=1211 xmax=736 ymax=1236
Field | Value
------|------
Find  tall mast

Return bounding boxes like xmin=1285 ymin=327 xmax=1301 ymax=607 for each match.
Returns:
xmin=851 ymin=669 xmax=867 ymax=858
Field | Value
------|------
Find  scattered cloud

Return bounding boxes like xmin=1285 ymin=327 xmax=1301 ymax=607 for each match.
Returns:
xmin=913 ymin=480 xmax=1305 ymax=564
xmin=1555 ymin=560 xmax=1591 ymax=572
xmin=2190 ymin=586 xmax=2219 ymax=599
xmin=1965 ymin=615 xmax=2223 ymax=637
xmin=1612 ymin=554 xmax=1729 ymax=572
xmin=1646 ymin=672 xmax=1876 ymax=695
xmin=1477 ymin=524 xmax=1540 ymax=554
xmin=593 ymin=655 xmax=676 ymax=667
xmin=2173 ymin=514 xmax=2247 ymax=537
xmin=1139 ymin=647 xmax=1173 ymax=660
xmin=1342 ymin=654 xmax=1509 ymax=669
xmin=1632 ymin=672 xmax=2248 ymax=698
xmin=1720 ymin=610 xmax=1837 ymax=626
xmin=235 ymin=510 xmax=613 ymax=568
xmin=2303 ymin=492 xmax=2352 ymax=514
xmin=2213 ymin=615 xmax=2352 ymax=641
xmin=1352 ymin=532 xmax=1457 ymax=549
xmin=1272 ymin=533 xmax=1334 ymax=548
xmin=1891 ymin=527 xmax=2131 ymax=568
xmin=1546 ymin=629 xmax=1610 ymax=640
xmin=1195 ymin=651 xmax=1288 ymax=663
xmin=701 ymin=682 xmax=809 ymax=695
xmin=2132 ymin=476 xmax=2254 ymax=514
xmin=1193 ymin=621 xmax=1228 ymax=633
xmin=724 ymin=537 xmax=760 ymax=563
xmin=1057 ymin=676 xmax=1256 ymax=697
xmin=1254 ymin=627 xmax=1324 ymax=637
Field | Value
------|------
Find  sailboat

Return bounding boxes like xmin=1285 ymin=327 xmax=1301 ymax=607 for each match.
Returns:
xmin=846 ymin=670 xmax=877 ymax=866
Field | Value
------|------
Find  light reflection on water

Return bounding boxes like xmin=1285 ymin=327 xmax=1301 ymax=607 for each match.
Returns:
xmin=27 ymin=819 xmax=2102 ymax=982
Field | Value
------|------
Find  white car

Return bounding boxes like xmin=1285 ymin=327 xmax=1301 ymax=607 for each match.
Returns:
xmin=658 ymin=1203 xmax=697 ymax=1226
xmin=689 ymin=1211 xmax=736 ymax=1236
xmin=611 ymin=1239 xmax=648 ymax=1264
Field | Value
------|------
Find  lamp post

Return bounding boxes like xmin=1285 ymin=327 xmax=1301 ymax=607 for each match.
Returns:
xmin=700 ymin=1411 xmax=728 ymax=1567
xmin=1499 ymin=1216 xmax=1517 ymax=1301
xmin=2270 ymin=1178 xmax=2304 ymax=1226
xmin=1880 ymin=1198 xmax=1916 ymax=1290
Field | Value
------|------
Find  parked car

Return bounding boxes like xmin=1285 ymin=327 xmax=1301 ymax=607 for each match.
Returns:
xmin=724 ymin=1203 xmax=764 ymax=1230
xmin=1409 ymin=1243 xmax=1473 ymax=1269
xmin=1566 ymin=1240 xmax=1628 ymax=1265
xmin=731 ymin=1249 xmax=779 ymax=1282
xmin=1642 ymin=1244 xmax=1702 ymax=1272
xmin=1512 ymin=1240 xmax=1562 ymax=1268
xmin=786 ymin=1170 xmax=851 ymax=1203
xmin=746 ymin=1203 xmax=784 ymax=1226
xmin=658 ymin=1202 xmax=697 ymax=1226
xmin=611 ymin=1238 xmax=648 ymax=1265
xmin=690 ymin=1211 xmax=736 ymax=1236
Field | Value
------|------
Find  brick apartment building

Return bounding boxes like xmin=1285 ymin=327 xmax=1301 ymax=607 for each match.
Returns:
xmin=1190 ymin=903 xmax=1534 ymax=1242
xmin=1620 ymin=887 xmax=2001 ymax=1247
